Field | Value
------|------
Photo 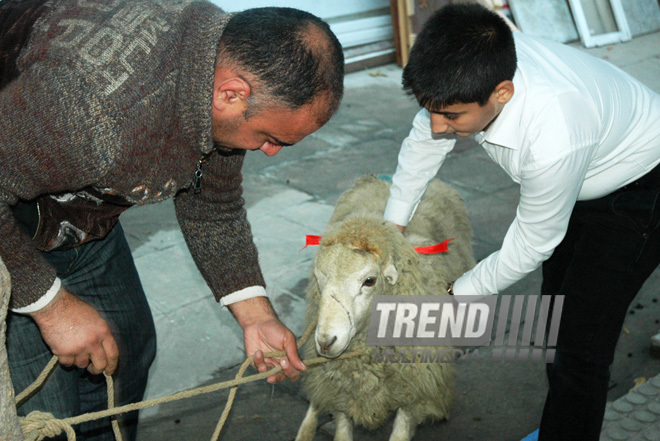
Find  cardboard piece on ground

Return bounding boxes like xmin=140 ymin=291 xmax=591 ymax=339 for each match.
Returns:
xmin=508 ymin=0 xmax=578 ymax=43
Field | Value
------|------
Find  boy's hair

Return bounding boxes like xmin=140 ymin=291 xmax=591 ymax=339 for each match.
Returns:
xmin=218 ymin=7 xmax=344 ymax=122
xmin=402 ymin=3 xmax=516 ymax=109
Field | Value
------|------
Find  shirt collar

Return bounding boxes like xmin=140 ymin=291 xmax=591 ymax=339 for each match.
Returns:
xmin=475 ymin=69 xmax=524 ymax=150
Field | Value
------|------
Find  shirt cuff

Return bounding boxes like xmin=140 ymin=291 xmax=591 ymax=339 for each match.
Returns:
xmin=452 ymin=276 xmax=492 ymax=297
xmin=384 ymin=197 xmax=416 ymax=227
xmin=219 ymin=285 xmax=268 ymax=309
xmin=11 ymin=277 xmax=61 ymax=314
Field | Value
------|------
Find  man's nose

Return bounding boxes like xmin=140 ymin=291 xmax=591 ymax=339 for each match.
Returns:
xmin=259 ymin=143 xmax=284 ymax=156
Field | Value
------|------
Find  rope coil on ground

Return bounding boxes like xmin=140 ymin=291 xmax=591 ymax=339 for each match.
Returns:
xmin=15 ymin=318 xmax=366 ymax=441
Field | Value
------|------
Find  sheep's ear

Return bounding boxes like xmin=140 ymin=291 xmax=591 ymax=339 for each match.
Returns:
xmin=383 ymin=262 xmax=398 ymax=285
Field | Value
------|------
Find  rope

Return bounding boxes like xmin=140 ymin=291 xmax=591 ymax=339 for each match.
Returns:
xmin=16 ymin=319 xmax=367 ymax=441
xmin=210 ymin=314 xmax=317 ymax=441
xmin=20 ymin=411 xmax=76 ymax=441
xmin=15 ymin=355 xmax=59 ymax=408
xmin=105 ymin=372 xmax=122 ymax=441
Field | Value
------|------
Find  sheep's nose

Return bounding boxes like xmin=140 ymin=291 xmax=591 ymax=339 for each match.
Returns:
xmin=319 ymin=335 xmax=337 ymax=355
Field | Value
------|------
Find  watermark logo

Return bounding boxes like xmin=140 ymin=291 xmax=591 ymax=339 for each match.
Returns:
xmin=366 ymin=295 xmax=563 ymax=363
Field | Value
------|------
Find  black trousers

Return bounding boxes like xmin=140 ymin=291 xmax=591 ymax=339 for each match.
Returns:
xmin=539 ymin=164 xmax=660 ymax=440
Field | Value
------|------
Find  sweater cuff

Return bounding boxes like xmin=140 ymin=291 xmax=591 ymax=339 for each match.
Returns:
xmin=220 ymin=285 xmax=268 ymax=309
xmin=11 ymin=277 xmax=61 ymax=314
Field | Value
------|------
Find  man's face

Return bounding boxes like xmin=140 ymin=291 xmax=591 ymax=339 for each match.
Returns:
xmin=212 ymin=101 xmax=325 ymax=156
xmin=427 ymin=86 xmax=511 ymax=137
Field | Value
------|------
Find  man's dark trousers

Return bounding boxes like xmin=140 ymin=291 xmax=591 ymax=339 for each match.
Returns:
xmin=539 ymin=165 xmax=660 ymax=440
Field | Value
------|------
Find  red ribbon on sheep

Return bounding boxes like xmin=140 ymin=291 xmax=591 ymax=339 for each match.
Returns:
xmin=301 ymin=235 xmax=454 ymax=254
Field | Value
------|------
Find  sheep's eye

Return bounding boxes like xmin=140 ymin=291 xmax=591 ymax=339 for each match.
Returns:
xmin=363 ymin=277 xmax=376 ymax=287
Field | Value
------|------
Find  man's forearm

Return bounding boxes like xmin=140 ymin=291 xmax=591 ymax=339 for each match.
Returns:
xmin=0 ymin=204 xmax=58 ymax=310
xmin=228 ymin=295 xmax=278 ymax=328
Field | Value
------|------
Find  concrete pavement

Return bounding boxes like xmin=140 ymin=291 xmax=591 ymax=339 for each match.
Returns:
xmin=123 ymin=30 xmax=660 ymax=440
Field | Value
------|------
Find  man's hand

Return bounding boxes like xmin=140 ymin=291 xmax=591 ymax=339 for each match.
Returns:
xmin=228 ymin=296 xmax=306 ymax=384
xmin=396 ymin=224 xmax=405 ymax=233
xmin=30 ymin=287 xmax=119 ymax=375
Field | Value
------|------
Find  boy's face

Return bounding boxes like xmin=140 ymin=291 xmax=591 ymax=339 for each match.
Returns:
xmin=427 ymin=81 xmax=514 ymax=137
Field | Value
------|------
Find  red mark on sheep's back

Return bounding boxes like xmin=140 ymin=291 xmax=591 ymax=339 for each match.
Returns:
xmin=414 ymin=238 xmax=454 ymax=254
xmin=302 ymin=235 xmax=454 ymax=254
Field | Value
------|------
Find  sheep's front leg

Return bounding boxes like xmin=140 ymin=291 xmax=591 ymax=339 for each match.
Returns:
xmin=333 ymin=411 xmax=353 ymax=441
xmin=295 ymin=403 xmax=319 ymax=441
xmin=389 ymin=407 xmax=416 ymax=441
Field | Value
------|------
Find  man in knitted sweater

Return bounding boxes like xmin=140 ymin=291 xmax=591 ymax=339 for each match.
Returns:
xmin=0 ymin=0 xmax=344 ymax=439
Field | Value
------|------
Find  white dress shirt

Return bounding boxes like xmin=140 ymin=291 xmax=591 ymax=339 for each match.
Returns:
xmin=384 ymin=32 xmax=660 ymax=296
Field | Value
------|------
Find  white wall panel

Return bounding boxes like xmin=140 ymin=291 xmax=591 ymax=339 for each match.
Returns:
xmin=210 ymin=0 xmax=395 ymax=69
xmin=210 ymin=0 xmax=388 ymax=21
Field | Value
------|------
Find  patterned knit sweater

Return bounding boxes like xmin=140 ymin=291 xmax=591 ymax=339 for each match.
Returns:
xmin=0 ymin=0 xmax=266 ymax=309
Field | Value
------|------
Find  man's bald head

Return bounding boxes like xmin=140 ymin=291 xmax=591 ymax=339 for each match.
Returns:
xmin=217 ymin=7 xmax=344 ymax=124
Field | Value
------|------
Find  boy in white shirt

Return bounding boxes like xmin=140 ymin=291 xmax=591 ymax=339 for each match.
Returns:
xmin=385 ymin=4 xmax=660 ymax=440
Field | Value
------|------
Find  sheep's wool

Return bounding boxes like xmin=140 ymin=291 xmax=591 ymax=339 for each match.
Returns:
xmin=302 ymin=175 xmax=475 ymax=430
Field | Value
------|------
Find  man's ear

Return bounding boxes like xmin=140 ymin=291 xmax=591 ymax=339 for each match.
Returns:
xmin=494 ymin=80 xmax=514 ymax=105
xmin=212 ymin=69 xmax=251 ymax=114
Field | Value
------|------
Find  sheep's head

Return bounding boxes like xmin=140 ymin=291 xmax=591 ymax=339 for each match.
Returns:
xmin=312 ymin=218 xmax=413 ymax=358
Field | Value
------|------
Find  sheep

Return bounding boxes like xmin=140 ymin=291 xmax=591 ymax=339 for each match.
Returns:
xmin=295 ymin=174 xmax=475 ymax=441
